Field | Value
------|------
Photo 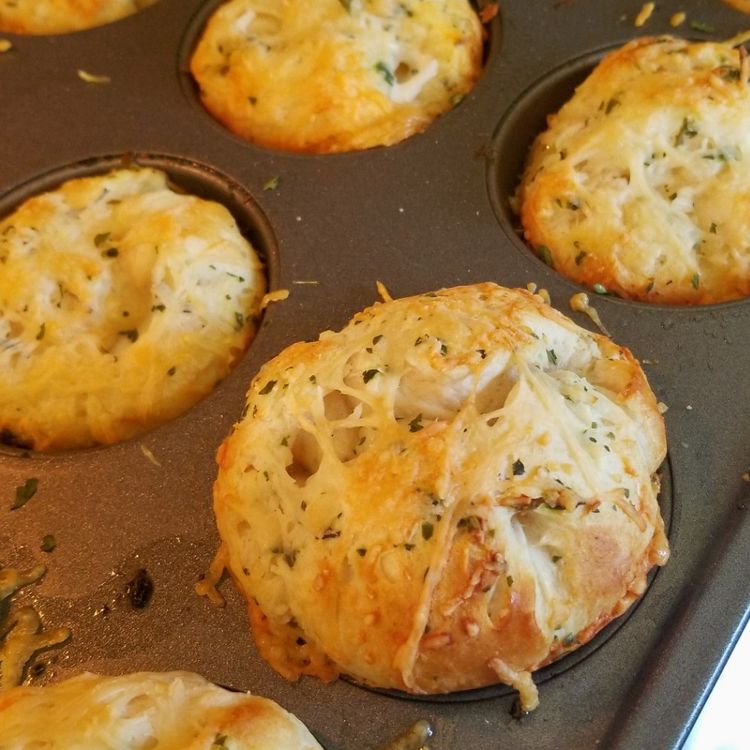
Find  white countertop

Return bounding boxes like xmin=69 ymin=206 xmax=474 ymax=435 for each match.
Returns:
xmin=682 ymin=621 xmax=750 ymax=750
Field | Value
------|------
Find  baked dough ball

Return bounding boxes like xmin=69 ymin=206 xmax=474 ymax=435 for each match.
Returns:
xmin=0 ymin=0 xmax=158 ymax=35
xmin=190 ymin=0 xmax=483 ymax=153
xmin=0 ymin=167 xmax=265 ymax=451
xmin=0 ymin=671 xmax=323 ymax=749
xmin=214 ymin=283 xmax=669 ymax=711
xmin=517 ymin=36 xmax=750 ymax=304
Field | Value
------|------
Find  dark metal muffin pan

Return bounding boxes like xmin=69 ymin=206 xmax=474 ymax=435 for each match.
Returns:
xmin=1 ymin=1 xmax=749 ymax=747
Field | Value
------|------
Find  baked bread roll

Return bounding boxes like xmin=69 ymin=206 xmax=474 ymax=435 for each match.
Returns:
xmin=190 ymin=0 xmax=483 ymax=153
xmin=0 ymin=671 xmax=322 ymax=749
xmin=214 ymin=283 xmax=669 ymax=711
xmin=0 ymin=0 xmax=158 ymax=35
xmin=516 ymin=35 xmax=750 ymax=304
xmin=0 ymin=167 xmax=265 ymax=451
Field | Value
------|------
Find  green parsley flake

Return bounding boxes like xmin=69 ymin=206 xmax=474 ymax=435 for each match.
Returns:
xmin=12 ymin=477 xmax=38 ymax=510
xmin=375 ymin=61 xmax=394 ymax=86
xmin=674 ymin=117 xmax=698 ymax=147
xmin=262 ymin=176 xmax=280 ymax=191
xmin=421 ymin=522 xmax=434 ymax=541
xmin=536 ymin=245 xmax=555 ymax=268
xmin=689 ymin=20 xmax=716 ymax=34
xmin=691 ymin=272 xmax=700 ymax=290
xmin=41 ymin=534 xmax=57 ymax=553
xmin=408 ymin=414 xmax=424 ymax=432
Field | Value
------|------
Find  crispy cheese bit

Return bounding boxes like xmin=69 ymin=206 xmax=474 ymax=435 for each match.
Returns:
xmin=569 ymin=292 xmax=611 ymax=336
xmin=526 ymin=282 xmax=551 ymax=305
xmin=488 ymin=657 xmax=539 ymax=713
xmin=670 ymin=11 xmax=686 ymax=26
xmin=479 ymin=3 xmax=499 ymax=23
xmin=260 ymin=288 xmax=289 ymax=310
xmin=195 ymin=544 xmax=229 ymax=607
xmin=376 ymin=280 xmax=393 ymax=303
xmin=0 ymin=39 xmax=12 ymax=53
xmin=139 ymin=443 xmax=162 ymax=467
xmin=77 ymin=69 xmax=111 ymax=84
xmin=379 ymin=720 xmax=434 ymax=750
xmin=634 ymin=2 xmax=655 ymax=27
xmin=657 ymin=401 xmax=669 ymax=414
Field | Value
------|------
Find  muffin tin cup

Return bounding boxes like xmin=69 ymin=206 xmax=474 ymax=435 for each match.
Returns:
xmin=1 ymin=1 xmax=749 ymax=748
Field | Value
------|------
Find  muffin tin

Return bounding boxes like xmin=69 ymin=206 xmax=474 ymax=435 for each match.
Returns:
xmin=1 ymin=1 xmax=749 ymax=748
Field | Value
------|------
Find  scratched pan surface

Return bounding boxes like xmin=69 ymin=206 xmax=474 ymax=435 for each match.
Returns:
xmin=1 ymin=0 xmax=749 ymax=748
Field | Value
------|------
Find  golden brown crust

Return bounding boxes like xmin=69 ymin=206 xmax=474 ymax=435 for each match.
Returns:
xmin=214 ymin=283 xmax=669 ymax=709
xmin=190 ymin=0 xmax=483 ymax=153
xmin=0 ymin=0 xmax=158 ymax=35
xmin=517 ymin=35 xmax=750 ymax=304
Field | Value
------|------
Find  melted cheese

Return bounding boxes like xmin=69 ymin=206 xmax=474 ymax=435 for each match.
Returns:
xmin=0 ymin=168 xmax=265 ymax=451
xmin=518 ymin=36 xmax=750 ymax=304
xmin=190 ymin=0 xmax=483 ymax=153
xmin=569 ymin=292 xmax=610 ymax=336
xmin=0 ymin=565 xmax=70 ymax=691
xmin=0 ymin=0 xmax=158 ymax=35
xmin=214 ymin=283 xmax=668 ymax=709
xmin=0 ymin=671 xmax=323 ymax=749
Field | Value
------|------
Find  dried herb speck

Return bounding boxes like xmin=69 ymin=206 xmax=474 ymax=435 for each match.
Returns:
xmin=12 ymin=477 xmax=38 ymax=510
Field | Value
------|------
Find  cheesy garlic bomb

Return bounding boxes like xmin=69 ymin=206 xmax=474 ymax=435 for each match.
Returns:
xmin=213 ymin=283 xmax=669 ymax=711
